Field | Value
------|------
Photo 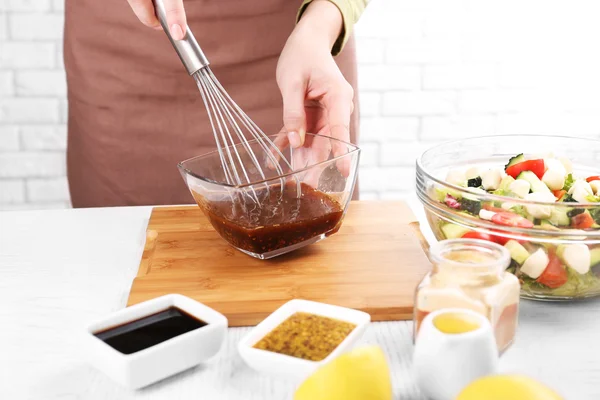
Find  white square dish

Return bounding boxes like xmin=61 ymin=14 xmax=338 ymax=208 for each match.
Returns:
xmin=81 ymin=294 xmax=227 ymax=389
xmin=238 ymin=299 xmax=370 ymax=381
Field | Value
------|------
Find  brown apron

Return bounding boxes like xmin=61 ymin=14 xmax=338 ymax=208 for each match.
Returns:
xmin=64 ymin=0 xmax=359 ymax=207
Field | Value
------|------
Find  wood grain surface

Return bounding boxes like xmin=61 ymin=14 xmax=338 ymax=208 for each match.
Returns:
xmin=127 ymin=201 xmax=432 ymax=326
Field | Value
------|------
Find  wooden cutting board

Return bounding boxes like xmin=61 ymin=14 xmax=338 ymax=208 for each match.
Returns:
xmin=127 ymin=201 xmax=431 ymax=326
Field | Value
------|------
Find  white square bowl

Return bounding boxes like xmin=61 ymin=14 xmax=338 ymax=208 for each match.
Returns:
xmin=238 ymin=299 xmax=370 ymax=381
xmin=81 ymin=294 xmax=227 ymax=389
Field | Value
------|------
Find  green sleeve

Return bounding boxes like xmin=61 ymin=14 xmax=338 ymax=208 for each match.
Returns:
xmin=297 ymin=0 xmax=369 ymax=56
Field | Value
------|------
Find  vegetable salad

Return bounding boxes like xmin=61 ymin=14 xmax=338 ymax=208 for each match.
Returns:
xmin=434 ymin=153 xmax=600 ymax=297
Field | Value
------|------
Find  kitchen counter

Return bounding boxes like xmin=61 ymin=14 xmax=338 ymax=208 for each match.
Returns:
xmin=1 ymin=197 xmax=599 ymax=399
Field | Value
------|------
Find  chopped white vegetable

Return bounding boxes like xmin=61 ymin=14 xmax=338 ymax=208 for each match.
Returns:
xmin=544 ymin=158 xmax=567 ymax=176
xmin=501 ymin=202 xmax=518 ymax=211
xmin=559 ymin=157 xmax=573 ymax=174
xmin=560 ymin=229 xmax=589 ymax=241
xmin=508 ymin=180 xmax=531 ymax=198
xmin=589 ymin=180 xmax=600 ymax=195
xmin=481 ymin=169 xmax=503 ymax=191
xmin=571 ymin=186 xmax=592 ymax=203
xmin=521 ymin=248 xmax=550 ymax=279
xmin=479 ymin=209 xmax=496 ymax=221
xmin=446 ymin=168 xmax=466 ymax=186
xmin=542 ymin=169 xmax=565 ymax=191
xmin=466 ymin=187 xmax=487 ymax=194
xmin=524 ymin=192 xmax=555 ymax=219
xmin=568 ymin=180 xmax=593 ymax=196
xmin=465 ymin=166 xmax=481 ymax=180
xmin=557 ymin=244 xmax=591 ymax=275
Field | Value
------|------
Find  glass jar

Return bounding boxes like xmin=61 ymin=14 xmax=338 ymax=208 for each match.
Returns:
xmin=414 ymin=239 xmax=520 ymax=353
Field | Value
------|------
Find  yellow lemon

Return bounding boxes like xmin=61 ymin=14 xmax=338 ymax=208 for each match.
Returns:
xmin=457 ymin=375 xmax=563 ymax=400
xmin=294 ymin=346 xmax=392 ymax=400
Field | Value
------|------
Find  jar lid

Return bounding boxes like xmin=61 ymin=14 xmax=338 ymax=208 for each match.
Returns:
xmin=429 ymin=239 xmax=511 ymax=274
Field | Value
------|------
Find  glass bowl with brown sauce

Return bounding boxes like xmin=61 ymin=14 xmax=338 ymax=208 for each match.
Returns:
xmin=178 ymin=133 xmax=360 ymax=259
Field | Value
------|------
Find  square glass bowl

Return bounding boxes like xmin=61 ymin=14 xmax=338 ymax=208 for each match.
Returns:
xmin=238 ymin=299 xmax=370 ymax=381
xmin=178 ymin=133 xmax=360 ymax=259
xmin=81 ymin=294 xmax=227 ymax=389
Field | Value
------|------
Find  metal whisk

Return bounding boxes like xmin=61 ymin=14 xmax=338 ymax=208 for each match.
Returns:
xmin=154 ymin=0 xmax=295 ymax=204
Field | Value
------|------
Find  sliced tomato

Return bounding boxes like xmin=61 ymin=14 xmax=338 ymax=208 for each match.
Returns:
xmin=553 ymin=189 xmax=566 ymax=200
xmin=505 ymin=159 xmax=545 ymax=180
xmin=482 ymin=204 xmax=506 ymax=213
xmin=462 ymin=230 xmax=524 ymax=245
xmin=586 ymin=176 xmax=600 ymax=183
xmin=490 ymin=234 xmax=510 ymax=245
xmin=489 ymin=230 xmax=528 ymax=245
xmin=462 ymin=231 xmax=494 ymax=242
xmin=491 ymin=211 xmax=534 ymax=228
xmin=571 ymin=212 xmax=594 ymax=229
xmin=536 ymin=252 xmax=568 ymax=288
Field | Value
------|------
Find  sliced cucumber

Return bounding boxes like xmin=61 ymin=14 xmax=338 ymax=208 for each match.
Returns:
xmin=498 ymin=175 xmax=516 ymax=191
xmin=467 ymin=176 xmax=483 ymax=188
xmin=549 ymin=208 xmax=570 ymax=226
xmin=505 ymin=153 xmax=525 ymax=170
xmin=508 ymin=179 xmax=530 ymax=198
xmin=539 ymin=220 xmax=560 ymax=231
xmin=517 ymin=170 xmax=551 ymax=193
xmin=504 ymin=240 xmax=530 ymax=265
xmin=460 ymin=197 xmax=481 ymax=215
xmin=441 ymin=223 xmax=471 ymax=239
xmin=434 ymin=187 xmax=463 ymax=202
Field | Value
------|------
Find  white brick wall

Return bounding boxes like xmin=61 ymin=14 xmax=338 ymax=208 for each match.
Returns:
xmin=0 ymin=0 xmax=66 ymax=210
xmin=2 ymin=0 xmax=600 ymax=209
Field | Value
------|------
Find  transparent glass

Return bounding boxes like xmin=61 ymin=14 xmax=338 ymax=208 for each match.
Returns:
xmin=413 ymin=239 xmax=520 ymax=353
xmin=178 ymin=133 xmax=360 ymax=259
xmin=416 ymin=135 xmax=600 ymax=300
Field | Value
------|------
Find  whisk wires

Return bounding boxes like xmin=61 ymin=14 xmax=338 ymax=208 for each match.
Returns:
xmin=194 ymin=67 xmax=298 ymax=205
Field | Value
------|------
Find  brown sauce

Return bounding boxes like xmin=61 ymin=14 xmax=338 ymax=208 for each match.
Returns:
xmin=193 ymin=182 xmax=344 ymax=254
xmin=94 ymin=307 xmax=207 ymax=355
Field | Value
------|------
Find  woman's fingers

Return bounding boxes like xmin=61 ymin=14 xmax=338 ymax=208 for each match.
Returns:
xmin=162 ymin=0 xmax=187 ymax=40
xmin=324 ymin=82 xmax=353 ymax=144
xmin=127 ymin=0 xmax=187 ymax=38
xmin=278 ymin=78 xmax=308 ymax=149
xmin=127 ymin=0 xmax=161 ymax=29
xmin=265 ymin=128 xmax=290 ymax=170
xmin=323 ymin=82 xmax=354 ymax=177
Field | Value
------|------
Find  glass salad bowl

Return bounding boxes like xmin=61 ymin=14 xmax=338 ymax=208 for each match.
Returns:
xmin=416 ymin=135 xmax=600 ymax=300
xmin=178 ymin=133 xmax=360 ymax=259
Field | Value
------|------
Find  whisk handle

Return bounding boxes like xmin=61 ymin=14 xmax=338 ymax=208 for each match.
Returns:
xmin=153 ymin=0 xmax=210 ymax=75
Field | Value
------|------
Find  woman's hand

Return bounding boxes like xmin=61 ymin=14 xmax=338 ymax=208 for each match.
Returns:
xmin=126 ymin=0 xmax=188 ymax=40
xmin=276 ymin=0 xmax=355 ymax=176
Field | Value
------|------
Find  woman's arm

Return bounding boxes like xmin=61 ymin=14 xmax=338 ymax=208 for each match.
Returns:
xmin=276 ymin=0 xmax=370 ymax=174
xmin=297 ymin=0 xmax=370 ymax=55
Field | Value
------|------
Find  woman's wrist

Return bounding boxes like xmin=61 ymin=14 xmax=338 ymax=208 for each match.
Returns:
xmin=295 ymin=0 xmax=344 ymax=51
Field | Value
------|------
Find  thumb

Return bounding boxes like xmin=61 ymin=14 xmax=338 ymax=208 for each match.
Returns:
xmin=280 ymin=80 xmax=307 ymax=149
xmin=162 ymin=0 xmax=187 ymax=40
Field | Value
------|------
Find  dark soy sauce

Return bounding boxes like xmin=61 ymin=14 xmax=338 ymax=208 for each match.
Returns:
xmin=94 ymin=307 xmax=207 ymax=354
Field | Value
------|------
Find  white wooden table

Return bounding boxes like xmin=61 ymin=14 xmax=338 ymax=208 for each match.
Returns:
xmin=1 ymin=199 xmax=599 ymax=399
